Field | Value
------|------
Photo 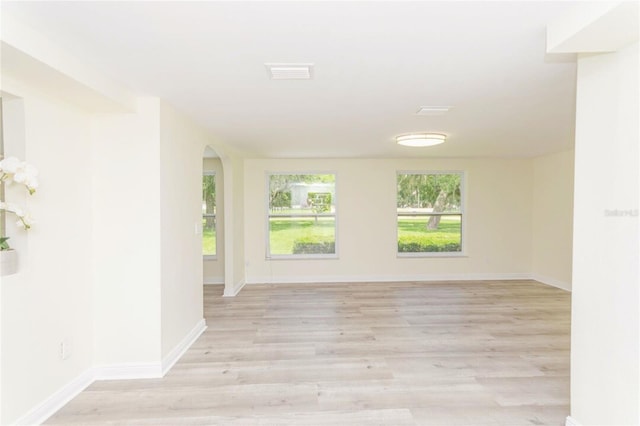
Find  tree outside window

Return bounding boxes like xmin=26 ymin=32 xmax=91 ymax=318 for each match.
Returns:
xmin=397 ymin=172 xmax=463 ymax=254
xmin=268 ymin=173 xmax=336 ymax=258
xmin=202 ymin=173 xmax=216 ymax=256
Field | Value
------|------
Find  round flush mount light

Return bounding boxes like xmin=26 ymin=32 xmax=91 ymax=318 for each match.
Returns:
xmin=396 ymin=133 xmax=447 ymax=147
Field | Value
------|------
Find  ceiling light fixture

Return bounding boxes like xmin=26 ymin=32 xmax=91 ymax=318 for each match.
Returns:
xmin=396 ymin=133 xmax=447 ymax=147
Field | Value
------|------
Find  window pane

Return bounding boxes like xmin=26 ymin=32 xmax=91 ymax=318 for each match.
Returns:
xmin=203 ymin=174 xmax=216 ymax=256
xmin=398 ymin=214 xmax=461 ymax=252
xmin=397 ymin=174 xmax=461 ymax=212
xmin=269 ymin=217 xmax=336 ymax=255
xmin=202 ymin=216 xmax=216 ymax=255
xmin=268 ymin=174 xmax=336 ymax=257
xmin=397 ymin=173 xmax=463 ymax=254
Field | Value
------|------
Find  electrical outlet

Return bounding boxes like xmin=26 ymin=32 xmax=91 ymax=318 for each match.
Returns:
xmin=60 ymin=339 xmax=72 ymax=360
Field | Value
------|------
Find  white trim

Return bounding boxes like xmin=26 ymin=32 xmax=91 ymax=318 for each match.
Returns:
xmin=565 ymin=416 xmax=581 ymax=426
xmin=161 ymin=319 xmax=207 ymax=375
xmin=223 ymin=279 xmax=246 ymax=297
xmin=13 ymin=319 xmax=207 ymax=425
xmin=14 ymin=368 xmax=94 ymax=426
xmin=532 ymin=273 xmax=572 ymax=291
xmin=246 ymin=273 xmax=533 ymax=285
xmin=93 ymin=363 xmax=162 ymax=381
xmin=204 ymin=277 xmax=224 ymax=285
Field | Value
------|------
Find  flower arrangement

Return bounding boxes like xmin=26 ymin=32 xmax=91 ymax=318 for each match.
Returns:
xmin=0 ymin=156 xmax=38 ymax=250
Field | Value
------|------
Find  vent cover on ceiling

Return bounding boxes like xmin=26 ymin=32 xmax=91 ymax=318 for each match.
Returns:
xmin=415 ymin=106 xmax=453 ymax=116
xmin=265 ymin=63 xmax=314 ymax=80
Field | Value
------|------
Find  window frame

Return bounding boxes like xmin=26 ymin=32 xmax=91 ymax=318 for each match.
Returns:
xmin=202 ymin=170 xmax=217 ymax=260
xmin=265 ymin=171 xmax=339 ymax=260
xmin=396 ymin=170 xmax=467 ymax=258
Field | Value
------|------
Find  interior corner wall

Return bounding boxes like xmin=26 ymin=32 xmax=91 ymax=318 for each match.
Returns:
xmin=531 ymin=149 xmax=574 ymax=290
xmin=91 ymin=98 xmax=162 ymax=366
xmin=243 ymin=157 xmax=533 ymax=283
xmin=203 ymin=157 xmax=225 ymax=284
xmin=159 ymin=101 xmax=208 ymax=358
xmin=1 ymin=94 xmax=94 ymax=425
xmin=571 ymin=42 xmax=639 ymax=425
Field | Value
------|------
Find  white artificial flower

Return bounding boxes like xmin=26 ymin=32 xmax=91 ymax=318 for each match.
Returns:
xmin=25 ymin=176 xmax=39 ymax=194
xmin=0 ymin=157 xmax=38 ymax=232
xmin=17 ymin=214 xmax=35 ymax=229
xmin=14 ymin=163 xmax=38 ymax=183
xmin=4 ymin=161 xmax=38 ymax=194
xmin=4 ymin=203 xmax=18 ymax=213
xmin=0 ymin=157 xmax=20 ymax=174
xmin=3 ymin=203 xmax=24 ymax=217
xmin=12 ymin=173 xmax=25 ymax=184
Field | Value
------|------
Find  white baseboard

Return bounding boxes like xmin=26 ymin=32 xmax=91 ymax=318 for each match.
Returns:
xmin=223 ymin=279 xmax=246 ymax=297
xmin=161 ymin=318 xmax=206 ymax=375
xmin=203 ymin=277 xmax=224 ymax=285
xmin=531 ymin=273 xmax=571 ymax=291
xmin=246 ymin=273 xmax=533 ymax=285
xmin=93 ymin=363 xmax=163 ymax=380
xmin=15 ymin=368 xmax=94 ymax=426
xmin=566 ymin=416 xmax=581 ymax=426
xmin=15 ymin=320 xmax=207 ymax=425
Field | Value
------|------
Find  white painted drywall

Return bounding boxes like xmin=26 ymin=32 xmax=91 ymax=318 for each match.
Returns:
xmin=228 ymin=155 xmax=246 ymax=295
xmin=532 ymin=149 xmax=574 ymax=290
xmin=243 ymin=158 xmax=533 ymax=283
xmin=1 ymin=16 xmax=232 ymax=421
xmin=571 ymin=42 xmax=639 ymax=425
xmin=91 ymin=98 xmax=162 ymax=366
xmin=203 ymin=157 xmax=224 ymax=283
xmin=159 ymin=101 xmax=208 ymax=358
xmin=0 ymin=95 xmax=94 ymax=424
xmin=547 ymin=2 xmax=639 ymax=54
xmin=0 ymin=9 xmax=135 ymax=112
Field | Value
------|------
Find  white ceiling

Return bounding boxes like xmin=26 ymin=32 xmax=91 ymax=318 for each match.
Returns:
xmin=2 ymin=1 xmax=581 ymax=158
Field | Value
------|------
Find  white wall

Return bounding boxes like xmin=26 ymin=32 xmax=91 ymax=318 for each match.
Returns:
xmin=227 ymin=155 xmax=246 ymax=295
xmin=0 ymin=13 xmax=226 ymax=424
xmin=532 ymin=149 xmax=574 ymax=290
xmin=571 ymin=42 xmax=639 ymax=425
xmin=203 ymin=157 xmax=224 ymax=283
xmin=244 ymin=158 xmax=534 ymax=283
xmin=0 ymin=92 xmax=221 ymax=424
xmin=1 ymin=94 xmax=94 ymax=424
xmin=91 ymin=98 xmax=162 ymax=366
xmin=159 ymin=101 xmax=209 ymax=358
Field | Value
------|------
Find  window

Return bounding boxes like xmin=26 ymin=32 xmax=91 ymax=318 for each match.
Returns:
xmin=267 ymin=173 xmax=336 ymax=258
xmin=202 ymin=172 xmax=216 ymax=257
xmin=397 ymin=172 xmax=463 ymax=255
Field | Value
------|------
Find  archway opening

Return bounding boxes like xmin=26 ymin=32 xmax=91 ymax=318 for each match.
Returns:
xmin=202 ymin=146 xmax=225 ymax=286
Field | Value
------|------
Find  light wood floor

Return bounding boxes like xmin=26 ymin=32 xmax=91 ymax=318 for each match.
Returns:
xmin=46 ymin=280 xmax=571 ymax=426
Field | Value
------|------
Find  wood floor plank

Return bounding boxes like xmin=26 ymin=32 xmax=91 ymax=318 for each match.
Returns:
xmin=45 ymin=280 xmax=571 ymax=425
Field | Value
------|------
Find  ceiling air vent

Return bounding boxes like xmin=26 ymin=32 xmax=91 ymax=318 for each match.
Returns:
xmin=415 ymin=106 xmax=453 ymax=116
xmin=265 ymin=63 xmax=314 ymax=80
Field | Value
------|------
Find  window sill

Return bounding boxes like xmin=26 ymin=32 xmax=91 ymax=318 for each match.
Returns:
xmin=203 ymin=255 xmax=218 ymax=260
xmin=267 ymin=254 xmax=339 ymax=261
xmin=397 ymin=252 xmax=467 ymax=258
